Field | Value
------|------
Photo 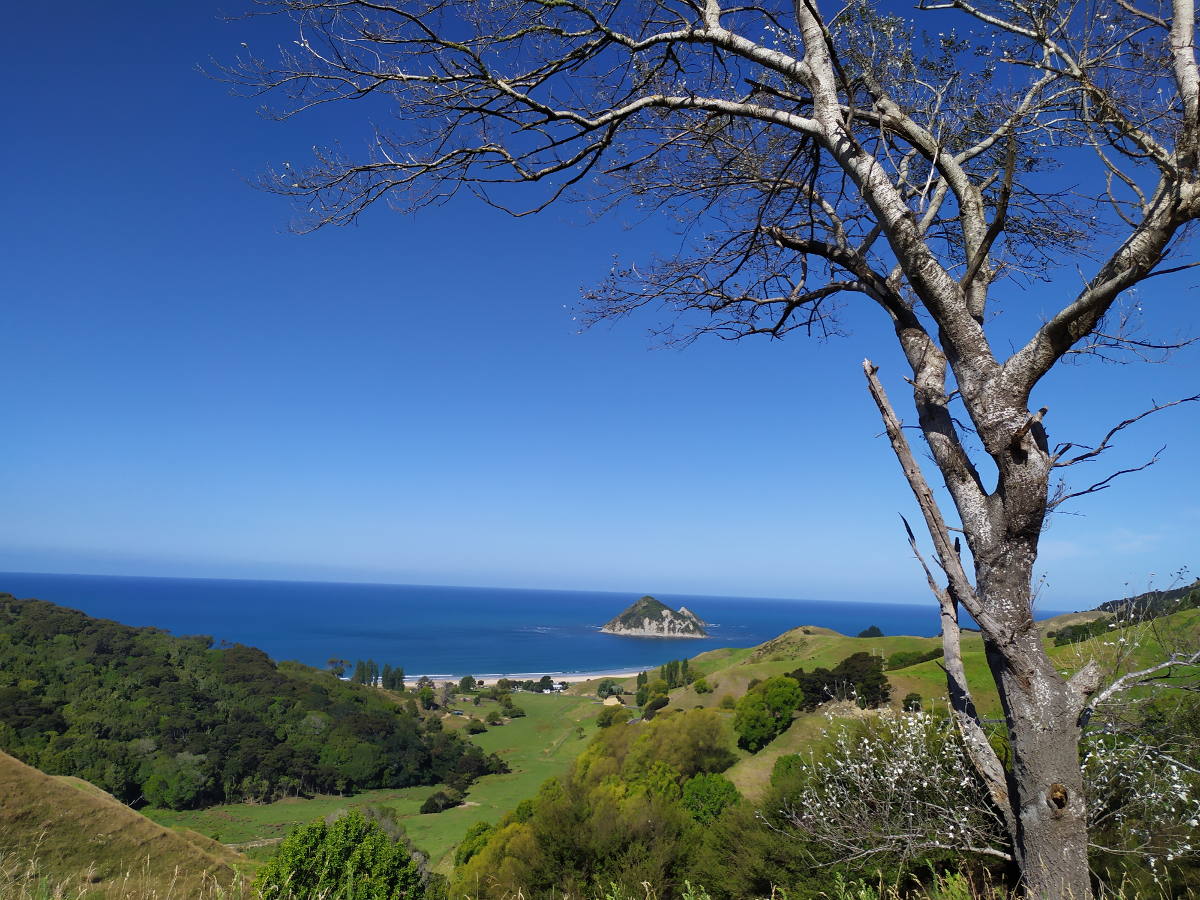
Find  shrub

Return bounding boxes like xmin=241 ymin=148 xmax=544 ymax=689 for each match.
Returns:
xmin=642 ymin=695 xmax=669 ymax=720
xmin=857 ymin=625 xmax=884 ymax=638
xmin=733 ymin=676 xmax=801 ymax=751
xmin=780 ymin=712 xmax=1007 ymax=866
xmin=419 ymin=789 xmax=461 ymax=814
xmin=485 ymin=710 xmax=502 ymax=725
xmin=596 ymin=705 xmax=632 ymax=728
xmin=453 ymin=821 xmax=495 ymax=867
xmin=681 ymin=772 xmax=740 ymax=823
xmin=771 ymin=753 xmax=805 ymax=786
xmin=693 ymin=678 xmax=712 ymax=694
xmin=142 ymin=752 xmax=207 ymax=810
xmin=1053 ymin=617 xmax=1113 ymax=646
xmin=790 ymin=651 xmax=891 ymax=710
xmin=732 ymin=694 xmax=774 ymax=752
xmin=719 ymin=695 xmax=736 ymax=710
xmin=253 ymin=809 xmax=423 ymax=899
xmin=466 ymin=720 xmax=487 ymax=734
xmin=903 ymin=692 xmax=923 ymax=712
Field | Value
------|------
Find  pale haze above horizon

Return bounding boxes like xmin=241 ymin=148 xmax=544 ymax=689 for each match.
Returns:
xmin=2 ymin=2 xmax=1197 ymax=612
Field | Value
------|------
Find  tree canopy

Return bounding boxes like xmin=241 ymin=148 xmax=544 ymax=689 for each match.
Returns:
xmin=0 ymin=595 xmax=505 ymax=808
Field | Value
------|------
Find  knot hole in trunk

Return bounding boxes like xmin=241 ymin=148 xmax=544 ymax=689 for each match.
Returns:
xmin=1046 ymin=782 xmax=1068 ymax=819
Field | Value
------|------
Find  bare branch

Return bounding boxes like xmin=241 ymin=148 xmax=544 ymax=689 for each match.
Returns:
xmin=898 ymin=513 xmax=1015 ymax=831
xmin=1050 ymin=450 xmax=1164 ymax=508
xmin=863 ymin=361 xmax=994 ymax=631
xmin=1081 ymin=651 xmax=1200 ymax=729
xmin=1052 ymin=394 xmax=1200 ymax=466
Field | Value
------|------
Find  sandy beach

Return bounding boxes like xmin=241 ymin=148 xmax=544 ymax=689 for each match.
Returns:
xmin=407 ymin=668 xmax=643 ymax=685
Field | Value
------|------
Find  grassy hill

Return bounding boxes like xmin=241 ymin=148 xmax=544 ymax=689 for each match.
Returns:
xmin=566 ymin=606 xmax=1200 ymax=800
xmin=0 ymin=749 xmax=249 ymax=899
xmin=570 ymin=624 xmax=983 ymax=712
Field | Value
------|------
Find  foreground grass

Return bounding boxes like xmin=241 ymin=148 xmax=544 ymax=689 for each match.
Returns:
xmin=0 ymin=851 xmax=252 ymax=900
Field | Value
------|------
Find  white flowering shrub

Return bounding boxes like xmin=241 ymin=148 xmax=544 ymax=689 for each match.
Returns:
xmin=778 ymin=711 xmax=1010 ymax=865
xmin=1083 ymin=730 xmax=1200 ymax=868
xmin=776 ymin=708 xmax=1200 ymax=882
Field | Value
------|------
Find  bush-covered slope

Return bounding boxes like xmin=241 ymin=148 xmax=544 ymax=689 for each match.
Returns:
xmin=0 ymin=594 xmax=504 ymax=809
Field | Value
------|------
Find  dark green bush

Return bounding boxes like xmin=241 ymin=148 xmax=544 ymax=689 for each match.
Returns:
xmin=419 ymin=789 xmax=461 ymax=814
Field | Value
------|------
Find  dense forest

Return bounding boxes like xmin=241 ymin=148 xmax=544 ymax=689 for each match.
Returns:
xmin=0 ymin=594 xmax=505 ymax=809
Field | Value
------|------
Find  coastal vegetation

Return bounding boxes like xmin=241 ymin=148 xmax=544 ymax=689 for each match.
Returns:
xmin=2 ymin=588 xmax=1197 ymax=898
xmin=345 ymin=660 xmax=407 ymax=690
xmin=788 ymin=651 xmax=891 ymax=710
xmin=145 ymin=689 xmax=601 ymax=872
xmin=253 ymin=809 xmax=427 ymax=899
xmin=451 ymin=707 xmax=736 ymax=897
xmin=446 ymin=606 xmax=1199 ymax=898
xmin=0 ymin=595 xmax=505 ymax=810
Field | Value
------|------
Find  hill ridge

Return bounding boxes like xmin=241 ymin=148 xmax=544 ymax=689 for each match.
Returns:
xmin=0 ymin=749 xmax=247 ymax=898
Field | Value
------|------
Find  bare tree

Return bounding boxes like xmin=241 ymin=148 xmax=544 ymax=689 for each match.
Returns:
xmin=220 ymin=0 xmax=1200 ymax=895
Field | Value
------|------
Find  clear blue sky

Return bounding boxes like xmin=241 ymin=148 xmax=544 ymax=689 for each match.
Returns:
xmin=1 ymin=1 xmax=1196 ymax=610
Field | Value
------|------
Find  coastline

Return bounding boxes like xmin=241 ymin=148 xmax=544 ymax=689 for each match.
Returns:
xmin=406 ymin=667 xmax=644 ymax=684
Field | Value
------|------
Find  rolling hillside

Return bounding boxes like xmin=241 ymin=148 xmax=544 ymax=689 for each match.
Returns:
xmin=0 ymin=749 xmax=249 ymax=898
xmin=568 ymin=606 xmax=1200 ymax=800
xmin=4 ymin=596 xmax=1193 ymax=891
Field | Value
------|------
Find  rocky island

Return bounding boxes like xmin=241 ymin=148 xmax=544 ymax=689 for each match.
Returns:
xmin=601 ymin=595 xmax=708 ymax=638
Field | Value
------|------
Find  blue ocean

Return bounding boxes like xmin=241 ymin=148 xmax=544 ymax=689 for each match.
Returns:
xmin=0 ymin=572 xmax=1031 ymax=677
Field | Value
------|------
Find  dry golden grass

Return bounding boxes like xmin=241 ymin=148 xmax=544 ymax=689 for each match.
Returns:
xmin=0 ymin=751 xmax=250 ymax=899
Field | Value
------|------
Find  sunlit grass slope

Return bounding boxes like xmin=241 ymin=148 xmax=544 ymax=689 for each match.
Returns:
xmin=0 ymin=749 xmax=248 ymax=898
xmin=626 ymin=608 xmax=1199 ymax=800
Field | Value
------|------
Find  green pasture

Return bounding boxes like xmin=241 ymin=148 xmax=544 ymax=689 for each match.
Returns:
xmin=145 ymin=785 xmax=438 ymax=846
xmin=146 ymin=691 xmax=602 ymax=874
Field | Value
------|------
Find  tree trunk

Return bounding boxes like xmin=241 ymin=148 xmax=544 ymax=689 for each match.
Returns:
xmin=866 ymin=360 xmax=1095 ymax=898
xmin=976 ymin=543 xmax=1092 ymax=900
